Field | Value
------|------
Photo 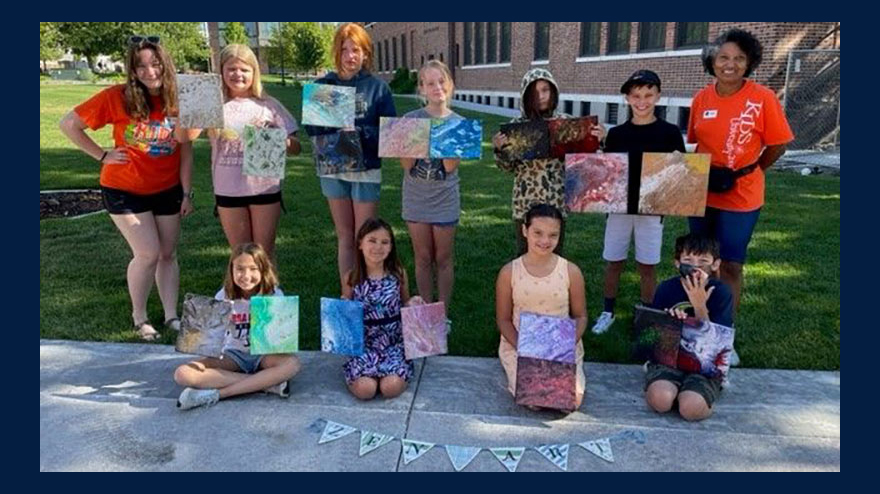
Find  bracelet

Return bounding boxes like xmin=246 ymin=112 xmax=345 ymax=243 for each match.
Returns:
xmin=99 ymin=151 xmax=108 ymax=163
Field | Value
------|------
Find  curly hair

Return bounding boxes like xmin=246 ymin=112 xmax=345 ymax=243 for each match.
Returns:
xmin=123 ymin=41 xmax=178 ymax=120
xmin=701 ymin=28 xmax=763 ymax=78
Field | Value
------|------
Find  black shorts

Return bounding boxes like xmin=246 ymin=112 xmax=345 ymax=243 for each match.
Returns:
xmin=645 ymin=363 xmax=722 ymax=407
xmin=102 ymin=184 xmax=183 ymax=216
xmin=215 ymin=191 xmax=283 ymax=208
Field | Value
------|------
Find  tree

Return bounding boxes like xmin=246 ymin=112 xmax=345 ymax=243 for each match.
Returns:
xmin=267 ymin=22 xmax=296 ymax=83
xmin=319 ymin=23 xmax=337 ymax=70
xmin=55 ymin=22 xmax=135 ymax=71
xmin=134 ymin=22 xmax=210 ymax=72
xmin=224 ymin=22 xmax=250 ymax=46
xmin=291 ymin=22 xmax=327 ymax=75
xmin=40 ymin=22 xmax=63 ymax=73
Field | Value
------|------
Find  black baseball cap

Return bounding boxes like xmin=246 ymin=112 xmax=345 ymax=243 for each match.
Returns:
xmin=620 ymin=70 xmax=662 ymax=94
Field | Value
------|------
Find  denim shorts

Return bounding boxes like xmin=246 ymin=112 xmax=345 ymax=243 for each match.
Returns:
xmin=688 ymin=207 xmax=761 ymax=264
xmin=224 ymin=349 xmax=263 ymax=374
xmin=319 ymin=177 xmax=381 ymax=202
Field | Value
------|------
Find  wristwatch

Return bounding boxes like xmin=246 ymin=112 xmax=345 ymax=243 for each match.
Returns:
xmin=183 ymin=189 xmax=195 ymax=200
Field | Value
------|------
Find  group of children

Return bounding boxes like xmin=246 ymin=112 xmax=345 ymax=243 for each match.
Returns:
xmin=169 ymin=46 xmax=734 ymax=422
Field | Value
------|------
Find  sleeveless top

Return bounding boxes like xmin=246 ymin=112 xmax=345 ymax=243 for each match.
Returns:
xmin=511 ymin=254 xmax=570 ymax=331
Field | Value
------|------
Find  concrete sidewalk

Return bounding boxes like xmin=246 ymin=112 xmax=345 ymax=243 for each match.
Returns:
xmin=39 ymin=340 xmax=839 ymax=471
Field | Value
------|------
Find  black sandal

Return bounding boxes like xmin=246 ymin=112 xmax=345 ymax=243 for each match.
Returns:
xmin=134 ymin=320 xmax=160 ymax=341
xmin=164 ymin=318 xmax=181 ymax=332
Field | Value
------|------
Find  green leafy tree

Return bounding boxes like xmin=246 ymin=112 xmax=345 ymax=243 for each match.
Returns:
xmin=291 ymin=22 xmax=326 ymax=75
xmin=224 ymin=22 xmax=250 ymax=45
xmin=319 ymin=23 xmax=337 ymax=70
xmin=134 ymin=22 xmax=210 ymax=71
xmin=40 ymin=22 xmax=63 ymax=73
xmin=55 ymin=22 xmax=135 ymax=71
xmin=267 ymin=22 xmax=296 ymax=82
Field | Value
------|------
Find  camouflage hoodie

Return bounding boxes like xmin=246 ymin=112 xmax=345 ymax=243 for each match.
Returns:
xmin=494 ymin=68 xmax=571 ymax=220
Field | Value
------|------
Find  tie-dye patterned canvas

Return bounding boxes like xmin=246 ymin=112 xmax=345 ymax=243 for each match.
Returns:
xmin=679 ymin=320 xmax=735 ymax=381
xmin=401 ymin=302 xmax=448 ymax=359
xmin=313 ymin=131 xmax=365 ymax=175
xmin=302 ymin=83 xmax=356 ymax=128
xmin=497 ymin=120 xmax=550 ymax=161
xmin=517 ymin=312 xmax=576 ymax=364
xmin=515 ymin=356 xmax=577 ymax=411
xmin=177 ymin=74 xmax=225 ymax=129
xmin=248 ymin=295 xmax=299 ymax=355
xmin=638 ymin=152 xmax=711 ymax=217
xmin=548 ymin=116 xmax=599 ymax=159
xmin=564 ymin=153 xmax=629 ymax=213
xmin=429 ymin=118 xmax=482 ymax=159
xmin=378 ymin=117 xmax=431 ymax=158
xmin=320 ymin=297 xmax=365 ymax=356
xmin=175 ymin=293 xmax=232 ymax=358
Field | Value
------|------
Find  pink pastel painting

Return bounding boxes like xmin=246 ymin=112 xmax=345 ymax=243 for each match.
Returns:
xmin=402 ymin=302 xmax=448 ymax=359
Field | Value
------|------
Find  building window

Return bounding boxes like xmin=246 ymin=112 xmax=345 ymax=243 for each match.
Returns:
xmin=564 ymin=100 xmax=573 ymax=115
xmin=508 ymin=97 xmax=515 ymax=109
xmin=410 ymin=30 xmax=415 ymax=68
xmin=420 ymin=55 xmax=424 ymax=67
xmin=638 ymin=22 xmax=667 ymax=52
xmin=474 ymin=22 xmax=484 ymax=64
xmin=654 ymin=105 xmax=667 ymax=120
xmin=393 ymin=37 xmax=398 ymax=69
xmin=401 ymin=34 xmax=407 ymax=69
xmin=377 ymin=43 xmax=383 ymax=71
xmin=607 ymin=103 xmax=619 ymax=124
xmin=439 ymin=52 xmax=444 ymax=62
xmin=676 ymin=22 xmax=709 ymax=49
xmin=607 ymin=22 xmax=631 ymax=54
xmin=500 ymin=22 xmax=511 ymax=62
xmin=678 ymin=106 xmax=691 ymax=131
xmin=579 ymin=22 xmax=601 ymax=57
xmin=581 ymin=101 xmax=591 ymax=116
xmin=487 ymin=22 xmax=497 ymax=63
xmin=534 ymin=22 xmax=550 ymax=60
xmin=477 ymin=95 xmax=483 ymax=104
xmin=384 ymin=39 xmax=390 ymax=72
xmin=463 ymin=22 xmax=472 ymax=65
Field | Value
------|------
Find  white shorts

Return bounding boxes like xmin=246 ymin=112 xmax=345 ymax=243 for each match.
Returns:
xmin=602 ymin=214 xmax=663 ymax=265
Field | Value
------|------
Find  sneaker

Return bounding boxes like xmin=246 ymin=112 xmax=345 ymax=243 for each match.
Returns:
xmin=177 ymin=387 xmax=219 ymax=410
xmin=591 ymin=312 xmax=615 ymax=334
xmin=729 ymin=347 xmax=741 ymax=367
xmin=264 ymin=380 xmax=290 ymax=398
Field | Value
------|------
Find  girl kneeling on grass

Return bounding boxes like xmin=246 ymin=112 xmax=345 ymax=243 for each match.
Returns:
xmin=174 ymin=243 xmax=301 ymax=410
xmin=495 ymin=204 xmax=588 ymax=410
xmin=342 ymin=218 xmax=423 ymax=400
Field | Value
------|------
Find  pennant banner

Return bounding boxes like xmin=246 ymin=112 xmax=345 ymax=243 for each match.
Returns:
xmin=318 ymin=420 xmax=357 ymax=444
xmin=490 ymin=447 xmax=525 ymax=472
xmin=579 ymin=438 xmax=614 ymax=463
xmin=359 ymin=430 xmax=394 ymax=456
xmin=401 ymin=439 xmax=435 ymax=465
xmin=445 ymin=445 xmax=482 ymax=472
xmin=536 ymin=444 xmax=570 ymax=471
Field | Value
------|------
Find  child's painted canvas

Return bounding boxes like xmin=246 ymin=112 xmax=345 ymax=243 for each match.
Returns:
xmin=517 ymin=312 xmax=576 ymax=364
xmin=638 ymin=152 xmax=711 ymax=216
xmin=515 ymin=356 xmax=577 ymax=411
xmin=248 ymin=296 xmax=299 ymax=355
xmin=401 ymin=302 xmax=448 ymax=359
xmin=429 ymin=118 xmax=483 ymax=159
xmin=242 ymin=125 xmax=287 ymax=179
xmin=378 ymin=117 xmax=431 ymax=158
xmin=320 ymin=297 xmax=365 ymax=356
xmin=177 ymin=74 xmax=225 ymax=129
xmin=302 ymin=83 xmax=356 ymax=128
xmin=176 ymin=294 xmax=233 ymax=358
xmin=632 ymin=305 xmax=682 ymax=368
xmin=564 ymin=153 xmax=629 ymax=213
xmin=498 ymin=120 xmax=550 ymax=161
xmin=679 ymin=320 xmax=735 ymax=381
xmin=548 ymin=116 xmax=599 ymax=158
xmin=313 ymin=131 xmax=364 ymax=175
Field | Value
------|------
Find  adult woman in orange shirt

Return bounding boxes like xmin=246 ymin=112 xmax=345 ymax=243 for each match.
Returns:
xmin=59 ymin=37 xmax=193 ymax=341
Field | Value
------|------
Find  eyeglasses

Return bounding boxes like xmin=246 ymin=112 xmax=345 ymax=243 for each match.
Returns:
xmin=129 ymin=35 xmax=161 ymax=46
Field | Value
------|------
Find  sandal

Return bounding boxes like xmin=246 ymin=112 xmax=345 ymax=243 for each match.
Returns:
xmin=134 ymin=320 xmax=160 ymax=341
xmin=164 ymin=317 xmax=181 ymax=332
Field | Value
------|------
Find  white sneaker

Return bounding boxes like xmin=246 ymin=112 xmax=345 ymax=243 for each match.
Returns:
xmin=264 ymin=380 xmax=290 ymax=398
xmin=177 ymin=387 xmax=219 ymax=410
xmin=591 ymin=312 xmax=615 ymax=334
xmin=729 ymin=347 xmax=741 ymax=367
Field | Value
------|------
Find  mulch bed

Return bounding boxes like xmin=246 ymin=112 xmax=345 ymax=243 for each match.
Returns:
xmin=40 ymin=190 xmax=105 ymax=219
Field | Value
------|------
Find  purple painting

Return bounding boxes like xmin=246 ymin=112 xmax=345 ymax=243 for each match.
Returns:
xmin=679 ymin=320 xmax=735 ymax=381
xmin=401 ymin=302 xmax=448 ymax=359
xmin=517 ymin=312 xmax=576 ymax=364
xmin=515 ymin=356 xmax=577 ymax=411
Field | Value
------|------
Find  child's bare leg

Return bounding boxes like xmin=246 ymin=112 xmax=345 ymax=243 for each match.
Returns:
xmin=574 ymin=392 xmax=584 ymax=409
xmin=636 ymin=261 xmax=657 ymax=304
xmin=378 ymin=375 xmax=407 ymax=398
xmin=174 ymin=357 xmax=246 ymax=390
xmin=677 ymin=390 xmax=713 ymax=421
xmin=348 ymin=377 xmax=378 ymax=400
xmin=216 ymin=355 xmax=301 ymax=399
xmin=645 ymin=380 xmax=678 ymax=413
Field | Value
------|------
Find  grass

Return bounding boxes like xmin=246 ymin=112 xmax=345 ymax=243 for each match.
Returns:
xmin=39 ymin=83 xmax=841 ymax=370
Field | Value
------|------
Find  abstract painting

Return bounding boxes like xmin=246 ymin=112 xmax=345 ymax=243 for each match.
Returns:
xmin=177 ymin=74 xmax=225 ymax=129
xmin=401 ymin=302 xmax=448 ymax=359
xmin=514 ymin=356 xmax=577 ymax=411
xmin=564 ymin=153 xmax=629 ymax=213
xmin=302 ymin=83 xmax=356 ymax=128
xmin=175 ymin=294 xmax=232 ymax=358
xmin=320 ymin=297 xmax=365 ymax=356
xmin=242 ymin=125 xmax=287 ymax=179
xmin=378 ymin=117 xmax=431 ymax=158
xmin=248 ymin=295 xmax=299 ymax=355
xmin=638 ymin=152 xmax=711 ymax=216
xmin=313 ymin=131 xmax=364 ymax=175
xmin=548 ymin=116 xmax=599 ymax=159
xmin=632 ymin=305 xmax=682 ymax=368
xmin=679 ymin=320 xmax=735 ymax=381
xmin=497 ymin=120 xmax=550 ymax=161
xmin=517 ymin=312 xmax=576 ymax=364
xmin=429 ymin=118 xmax=482 ymax=159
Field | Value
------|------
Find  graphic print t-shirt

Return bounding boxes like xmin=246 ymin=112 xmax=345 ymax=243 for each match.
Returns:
xmin=75 ymin=85 xmax=180 ymax=194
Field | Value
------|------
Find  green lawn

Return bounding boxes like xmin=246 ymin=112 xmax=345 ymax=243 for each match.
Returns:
xmin=39 ymin=83 xmax=841 ymax=370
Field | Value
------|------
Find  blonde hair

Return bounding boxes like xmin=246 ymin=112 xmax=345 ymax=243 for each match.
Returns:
xmin=219 ymin=44 xmax=264 ymax=99
xmin=418 ymin=60 xmax=455 ymax=107
xmin=223 ymin=243 xmax=279 ymax=299
xmin=332 ymin=23 xmax=373 ymax=74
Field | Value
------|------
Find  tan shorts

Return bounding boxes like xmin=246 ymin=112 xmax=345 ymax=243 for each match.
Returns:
xmin=499 ymin=337 xmax=586 ymax=398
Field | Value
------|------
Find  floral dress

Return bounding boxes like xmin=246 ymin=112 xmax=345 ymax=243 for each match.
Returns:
xmin=343 ymin=274 xmax=414 ymax=384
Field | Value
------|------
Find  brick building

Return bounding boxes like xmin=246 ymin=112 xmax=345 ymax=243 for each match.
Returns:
xmin=366 ymin=22 xmax=839 ymax=130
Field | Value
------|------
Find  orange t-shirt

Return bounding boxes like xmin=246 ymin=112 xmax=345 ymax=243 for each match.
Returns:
xmin=74 ymin=84 xmax=180 ymax=194
xmin=688 ymin=80 xmax=794 ymax=212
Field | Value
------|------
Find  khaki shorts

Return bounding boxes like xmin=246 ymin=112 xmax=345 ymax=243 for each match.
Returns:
xmin=499 ymin=337 xmax=586 ymax=398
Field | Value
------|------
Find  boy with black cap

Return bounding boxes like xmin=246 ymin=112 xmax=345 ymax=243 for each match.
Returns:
xmin=592 ymin=70 xmax=686 ymax=335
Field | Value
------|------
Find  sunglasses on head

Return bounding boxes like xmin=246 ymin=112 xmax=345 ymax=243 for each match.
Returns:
xmin=129 ymin=35 xmax=161 ymax=46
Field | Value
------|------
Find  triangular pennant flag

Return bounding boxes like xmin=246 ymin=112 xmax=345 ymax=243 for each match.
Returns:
xmin=490 ymin=447 xmax=525 ymax=472
xmin=579 ymin=437 xmax=614 ymax=463
xmin=535 ymin=444 xmax=570 ymax=471
xmin=401 ymin=439 xmax=435 ymax=465
xmin=359 ymin=430 xmax=394 ymax=456
xmin=317 ymin=420 xmax=357 ymax=444
xmin=445 ymin=445 xmax=481 ymax=471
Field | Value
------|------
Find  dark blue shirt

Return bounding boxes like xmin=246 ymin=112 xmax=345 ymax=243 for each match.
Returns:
xmin=651 ymin=276 xmax=734 ymax=327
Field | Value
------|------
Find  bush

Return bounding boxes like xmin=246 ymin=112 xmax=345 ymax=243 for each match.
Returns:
xmin=389 ymin=67 xmax=417 ymax=94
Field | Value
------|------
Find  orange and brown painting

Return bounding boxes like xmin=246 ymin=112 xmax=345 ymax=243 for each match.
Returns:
xmin=638 ymin=152 xmax=711 ymax=217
